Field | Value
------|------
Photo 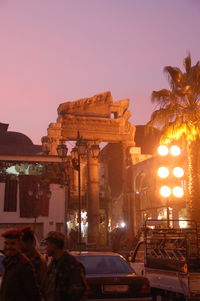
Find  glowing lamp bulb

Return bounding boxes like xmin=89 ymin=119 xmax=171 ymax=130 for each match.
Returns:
xmin=157 ymin=145 xmax=169 ymax=156
xmin=173 ymin=167 xmax=184 ymax=178
xmin=173 ymin=186 xmax=184 ymax=198
xmin=170 ymin=145 xmax=181 ymax=156
xmin=157 ymin=167 xmax=169 ymax=178
xmin=120 ymin=222 xmax=126 ymax=228
xmin=160 ymin=186 xmax=171 ymax=198
xmin=179 ymin=220 xmax=188 ymax=228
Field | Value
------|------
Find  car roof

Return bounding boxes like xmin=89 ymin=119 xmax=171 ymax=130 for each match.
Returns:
xmin=71 ymin=251 xmax=124 ymax=257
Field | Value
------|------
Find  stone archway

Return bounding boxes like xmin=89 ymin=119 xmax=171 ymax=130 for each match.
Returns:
xmin=42 ymin=91 xmax=135 ymax=246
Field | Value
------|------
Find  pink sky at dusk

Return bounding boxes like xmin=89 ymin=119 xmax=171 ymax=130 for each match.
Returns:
xmin=0 ymin=0 xmax=200 ymax=144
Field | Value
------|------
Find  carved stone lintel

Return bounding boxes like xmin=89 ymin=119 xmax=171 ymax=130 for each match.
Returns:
xmin=58 ymin=91 xmax=113 ymax=118
xmin=44 ymin=92 xmax=135 ymax=145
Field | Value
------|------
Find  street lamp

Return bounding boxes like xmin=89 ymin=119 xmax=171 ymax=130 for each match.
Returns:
xmin=89 ymin=144 xmax=100 ymax=159
xmin=56 ymin=143 xmax=69 ymax=237
xmin=28 ymin=184 xmax=52 ymax=230
xmin=57 ymin=144 xmax=68 ymax=159
xmin=157 ymin=144 xmax=184 ymax=226
xmin=71 ymin=132 xmax=87 ymax=247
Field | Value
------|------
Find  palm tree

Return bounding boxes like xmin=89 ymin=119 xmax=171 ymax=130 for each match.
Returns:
xmin=147 ymin=54 xmax=200 ymax=221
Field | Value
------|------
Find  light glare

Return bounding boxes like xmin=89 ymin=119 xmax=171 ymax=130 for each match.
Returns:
xmin=173 ymin=167 xmax=184 ymax=178
xmin=160 ymin=186 xmax=171 ymax=197
xmin=179 ymin=220 xmax=188 ymax=228
xmin=157 ymin=167 xmax=169 ymax=178
xmin=157 ymin=145 xmax=169 ymax=156
xmin=120 ymin=222 xmax=126 ymax=228
xmin=170 ymin=145 xmax=181 ymax=156
xmin=173 ymin=186 xmax=184 ymax=198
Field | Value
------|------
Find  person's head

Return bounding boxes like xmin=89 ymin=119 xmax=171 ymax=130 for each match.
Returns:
xmin=20 ymin=226 xmax=36 ymax=253
xmin=2 ymin=229 xmax=22 ymax=257
xmin=45 ymin=231 xmax=65 ymax=257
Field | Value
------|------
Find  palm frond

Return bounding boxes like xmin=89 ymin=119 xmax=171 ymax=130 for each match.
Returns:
xmin=160 ymin=120 xmax=200 ymax=144
xmin=182 ymin=85 xmax=191 ymax=95
xmin=151 ymin=89 xmax=175 ymax=106
xmin=150 ymin=55 xmax=200 ymax=146
xmin=184 ymin=53 xmax=191 ymax=74
xmin=191 ymin=63 xmax=200 ymax=83
xmin=148 ymin=105 xmax=177 ymax=129
xmin=164 ymin=66 xmax=183 ymax=88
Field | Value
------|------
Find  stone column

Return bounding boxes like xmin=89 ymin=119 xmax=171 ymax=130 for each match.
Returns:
xmin=87 ymin=144 xmax=100 ymax=247
xmin=121 ymin=141 xmax=135 ymax=241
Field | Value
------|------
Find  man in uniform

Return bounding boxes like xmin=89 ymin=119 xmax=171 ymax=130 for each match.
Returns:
xmin=45 ymin=231 xmax=87 ymax=301
xmin=0 ymin=228 xmax=41 ymax=301
xmin=20 ymin=226 xmax=47 ymax=297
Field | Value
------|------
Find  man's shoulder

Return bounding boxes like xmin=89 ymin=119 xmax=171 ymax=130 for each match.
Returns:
xmin=61 ymin=251 xmax=77 ymax=263
xmin=18 ymin=252 xmax=32 ymax=265
xmin=59 ymin=252 xmax=83 ymax=269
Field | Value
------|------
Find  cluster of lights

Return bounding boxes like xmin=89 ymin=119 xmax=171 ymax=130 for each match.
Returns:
xmin=157 ymin=145 xmax=181 ymax=157
xmin=157 ymin=145 xmax=184 ymax=198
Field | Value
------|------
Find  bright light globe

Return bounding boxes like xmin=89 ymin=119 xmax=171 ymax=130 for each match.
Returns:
xmin=157 ymin=167 xmax=169 ymax=178
xmin=173 ymin=167 xmax=184 ymax=178
xmin=173 ymin=186 xmax=184 ymax=198
xmin=157 ymin=145 xmax=169 ymax=156
xmin=170 ymin=145 xmax=181 ymax=156
xmin=160 ymin=186 xmax=171 ymax=198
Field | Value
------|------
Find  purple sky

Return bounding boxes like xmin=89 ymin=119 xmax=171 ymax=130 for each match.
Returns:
xmin=0 ymin=0 xmax=200 ymax=144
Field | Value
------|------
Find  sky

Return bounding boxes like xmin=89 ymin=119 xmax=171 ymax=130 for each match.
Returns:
xmin=0 ymin=0 xmax=200 ymax=144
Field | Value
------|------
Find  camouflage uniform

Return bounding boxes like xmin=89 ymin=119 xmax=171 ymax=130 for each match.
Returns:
xmin=45 ymin=251 xmax=87 ymax=301
xmin=27 ymin=249 xmax=47 ymax=297
xmin=0 ymin=252 xmax=41 ymax=301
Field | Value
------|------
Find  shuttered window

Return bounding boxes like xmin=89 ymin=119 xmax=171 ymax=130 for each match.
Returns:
xmin=4 ymin=178 xmax=18 ymax=212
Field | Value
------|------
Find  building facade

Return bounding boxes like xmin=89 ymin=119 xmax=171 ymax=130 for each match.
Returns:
xmin=0 ymin=123 xmax=66 ymax=248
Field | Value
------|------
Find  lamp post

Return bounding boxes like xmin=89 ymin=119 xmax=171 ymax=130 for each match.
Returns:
xmin=56 ymin=143 xmax=69 ymax=237
xmin=28 ymin=187 xmax=39 ymax=230
xmin=71 ymin=132 xmax=87 ymax=247
xmin=28 ymin=183 xmax=52 ymax=231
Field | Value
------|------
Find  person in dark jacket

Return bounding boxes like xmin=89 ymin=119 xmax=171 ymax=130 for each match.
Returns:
xmin=45 ymin=231 xmax=87 ymax=301
xmin=0 ymin=228 xmax=41 ymax=301
xmin=20 ymin=226 xmax=47 ymax=297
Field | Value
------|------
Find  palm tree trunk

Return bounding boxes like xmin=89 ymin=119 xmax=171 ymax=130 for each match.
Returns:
xmin=186 ymin=141 xmax=200 ymax=221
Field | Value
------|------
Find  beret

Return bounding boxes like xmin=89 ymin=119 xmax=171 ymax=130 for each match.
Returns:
xmin=2 ymin=228 xmax=22 ymax=239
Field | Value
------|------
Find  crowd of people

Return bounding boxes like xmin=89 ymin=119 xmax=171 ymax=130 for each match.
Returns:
xmin=0 ymin=227 xmax=87 ymax=301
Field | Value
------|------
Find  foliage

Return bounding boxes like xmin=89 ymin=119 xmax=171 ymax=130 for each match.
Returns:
xmin=40 ymin=163 xmax=66 ymax=185
xmin=147 ymin=53 xmax=200 ymax=144
xmin=146 ymin=54 xmax=200 ymax=220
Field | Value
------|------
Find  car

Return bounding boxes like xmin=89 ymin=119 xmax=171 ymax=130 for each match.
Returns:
xmin=72 ymin=251 xmax=151 ymax=301
xmin=0 ymin=251 xmax=5 ymax=274
xmin=0 ymin=251 xmax=5 ymax=286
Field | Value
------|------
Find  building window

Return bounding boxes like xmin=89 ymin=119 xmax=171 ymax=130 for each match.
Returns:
xmin=4 ymin=177 xmax=18 ymax=212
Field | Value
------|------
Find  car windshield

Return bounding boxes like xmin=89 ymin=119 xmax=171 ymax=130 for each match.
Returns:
xmin=77 ymin=255 xmax=134 ymax=275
